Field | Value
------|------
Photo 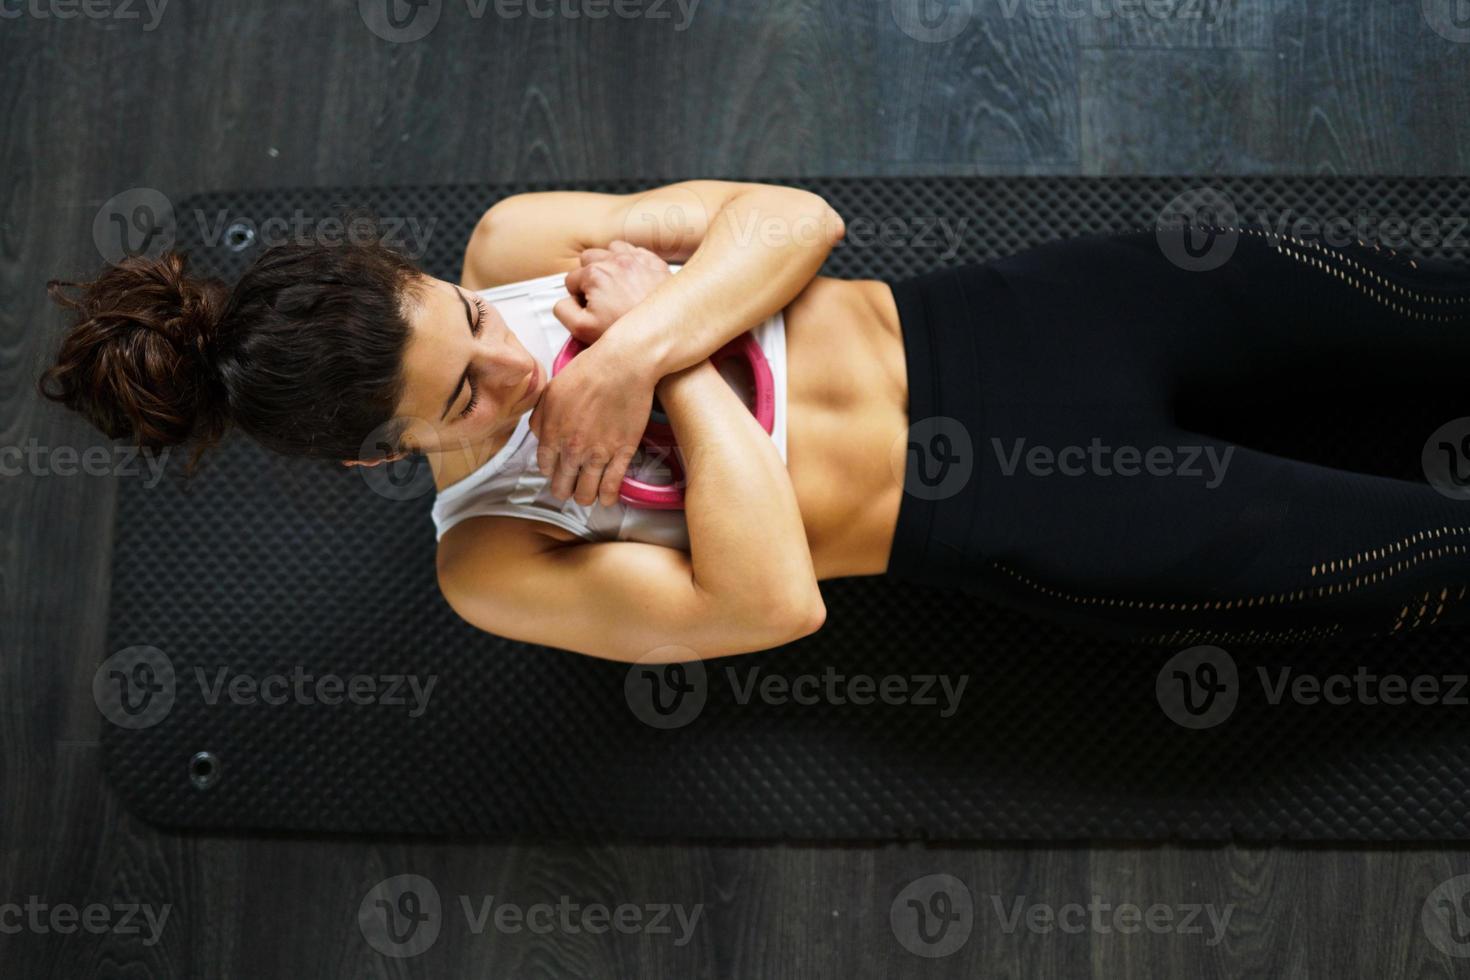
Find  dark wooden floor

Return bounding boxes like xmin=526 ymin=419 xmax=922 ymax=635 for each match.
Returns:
xmin=7 ymin=1 xmax=1470 ymax=976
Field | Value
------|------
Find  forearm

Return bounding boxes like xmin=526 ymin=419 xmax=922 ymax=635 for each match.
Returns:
xmin=655 ymin=361 xmax=822 ymax=624
xmin=605 ymin=187 xmax=844 ymax=373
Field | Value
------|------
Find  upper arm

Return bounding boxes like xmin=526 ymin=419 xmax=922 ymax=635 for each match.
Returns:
xmin=459 ymin=180 xmax=836 ymax=289
xmin=436 ymin=516 xmax=824 ymax=662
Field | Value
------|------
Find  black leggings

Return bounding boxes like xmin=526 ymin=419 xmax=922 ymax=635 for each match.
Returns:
xmin=884 ymin=228 xmax=1470 ymax=644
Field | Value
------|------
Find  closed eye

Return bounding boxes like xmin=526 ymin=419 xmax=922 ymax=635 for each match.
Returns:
xmin=455 ymin=293 xmax=488 ymax=418
xmin=459 ymin=376 xmax=480 ymax=418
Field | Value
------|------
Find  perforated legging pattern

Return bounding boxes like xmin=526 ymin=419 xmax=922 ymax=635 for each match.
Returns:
xmin=886 ymin=230 xmax=1470 ymax=642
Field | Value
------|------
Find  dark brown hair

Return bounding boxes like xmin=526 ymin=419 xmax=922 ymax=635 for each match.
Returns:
xmin=40 ymin=242 xmax=424 ymax=465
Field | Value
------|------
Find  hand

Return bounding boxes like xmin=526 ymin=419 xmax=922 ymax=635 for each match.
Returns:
xmin=553 ymin=240 xmax=672 ymax=343
xmin=529 ymin=335 xmax=657 ymax=507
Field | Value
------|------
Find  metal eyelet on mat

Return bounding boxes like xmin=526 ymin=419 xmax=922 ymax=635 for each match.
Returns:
xmin=189 ymin=751 xmax=221 ymax=790
xmin=224 ymin=221 xmax=256 ymax=252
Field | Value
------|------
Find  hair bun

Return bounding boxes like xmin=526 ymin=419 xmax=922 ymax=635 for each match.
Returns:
xmin=41 ymin=252 xmax=231 ymax=452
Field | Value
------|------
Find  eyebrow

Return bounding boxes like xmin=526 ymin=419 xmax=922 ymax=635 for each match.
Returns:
xmin=438 ymin=289 xmax=478 ymax=421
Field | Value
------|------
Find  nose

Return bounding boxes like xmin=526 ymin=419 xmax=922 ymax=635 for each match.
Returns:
xmin=477 ymin=332 xmax=536 ymax=390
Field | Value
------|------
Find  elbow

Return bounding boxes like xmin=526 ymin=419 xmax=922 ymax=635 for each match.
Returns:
xmin=794 ymin=594 xmax=828 ymax=639
xmin=712 ymin=585 xmax=826 ymax=654
xmin=801 ymin=190 xmax=845 ymax=249
xmin=777 ymin=188 xmax=844 ymax=251
xmin=817 ymin=201 xmax=845 ymax=249
xmin=768 ymin=587 xmax=828 ymax=645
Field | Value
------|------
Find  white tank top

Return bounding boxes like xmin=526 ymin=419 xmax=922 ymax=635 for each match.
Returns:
xmin=430 ymin=268 xmax=788 ymax=551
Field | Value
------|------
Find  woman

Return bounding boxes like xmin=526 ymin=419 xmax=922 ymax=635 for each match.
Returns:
xmin=41 ymin=180 xmax=1470 ymax=661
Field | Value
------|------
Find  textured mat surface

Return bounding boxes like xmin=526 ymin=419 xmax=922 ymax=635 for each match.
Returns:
xmin=100 ymin=176 xmax=1470 ymax=840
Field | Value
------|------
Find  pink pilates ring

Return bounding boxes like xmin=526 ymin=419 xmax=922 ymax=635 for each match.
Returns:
xmin=550 ymin=331 xmax=775 ymax=509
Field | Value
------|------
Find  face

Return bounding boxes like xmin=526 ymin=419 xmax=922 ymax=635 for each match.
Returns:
xmin=393 ymin=275 xmax=547 ymax=457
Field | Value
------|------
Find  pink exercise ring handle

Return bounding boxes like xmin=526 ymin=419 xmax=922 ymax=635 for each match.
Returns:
xmin=640 ymin=333 xmax=775 ymax=447
xmin=616 ymin=444 xmax=687 ymax=510
xmin=551 ymin=332 xmax=775 ymax=509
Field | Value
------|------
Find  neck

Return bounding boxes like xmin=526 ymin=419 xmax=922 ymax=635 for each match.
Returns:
xmin=429 ymin=415 xmax=523 ymax=492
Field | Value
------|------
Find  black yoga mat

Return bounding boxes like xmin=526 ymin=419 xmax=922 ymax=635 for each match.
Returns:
xmin=99 ymin=175 xmax=1470 ymax=840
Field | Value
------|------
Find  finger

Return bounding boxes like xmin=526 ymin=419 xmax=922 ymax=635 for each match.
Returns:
xmin=579 ymin=248 xmax=612 ymax=267
xmin=573 ymin=452 xmax=609 ymax=507
xmin=553 ymin=296 xmax=600 ymax=337
xmin=531 ymin=405 xmax=556 ymax=475
xmin=608 ymin=239 xmax=636 ymax=254
xmin=528 ymin=400 xmax=544 ymax=440
xmin=550 ymin=448 xmax=584 ymax=501
xmin=599 ymin=444 xmax=638 ymax=508
xmin=563 ymin=266 xmax=589 ymax=297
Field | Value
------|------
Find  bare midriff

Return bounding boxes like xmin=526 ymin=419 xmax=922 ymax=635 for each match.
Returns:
xmin=781 ymin=277 xmax=909 ymax=580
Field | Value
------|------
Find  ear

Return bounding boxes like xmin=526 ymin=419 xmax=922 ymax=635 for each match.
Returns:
xmin=341 ymin=452 xmax=409 ymax=468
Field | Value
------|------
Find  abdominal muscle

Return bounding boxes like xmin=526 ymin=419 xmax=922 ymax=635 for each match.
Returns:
xmin=520 ymin=277 xmax=911 ymax=581
xmin=781 ymin=277 xmax=909 ymax=580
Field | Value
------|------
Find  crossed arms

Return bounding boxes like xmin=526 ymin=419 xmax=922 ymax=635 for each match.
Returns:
xmin=439 ymin=180 xmax=845 ymax=662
